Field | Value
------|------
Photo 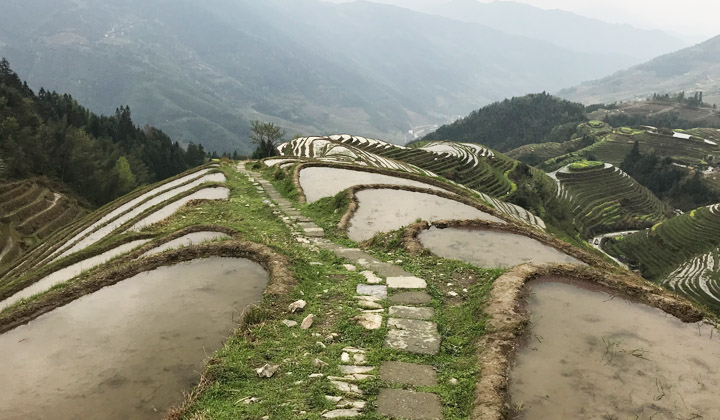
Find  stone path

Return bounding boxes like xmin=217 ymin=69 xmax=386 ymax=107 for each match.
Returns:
xmin=238 ymin=163 xmax=443 ymax=419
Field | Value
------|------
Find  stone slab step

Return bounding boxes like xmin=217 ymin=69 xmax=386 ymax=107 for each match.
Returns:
xmin=387 ymin=276 xmax=427 ymax=289
xmin=390 ymin=292 xmax=433 ymax=305
xmin=379 ymin=361 xmax=438 ymax=387
xmin=389 ymin=306 xmax=434 ymax=320
xmin=385 ymin=329 xmax=440 ymax=355
xmin=376 ymin=389 xmax=443 ymax=419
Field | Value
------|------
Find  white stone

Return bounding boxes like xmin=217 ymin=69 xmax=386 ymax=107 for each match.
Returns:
xmin=313 ymin=358 xmax=329 ymax=368
xmin=387 ymin=276 xmax=427 ymax=289
xmin=361 ymin=271 xmax=383 ymax=284
xmin=447 ymin=291 xmax=459 ymax=297
xmin=289 ymin=300 xmax=307 ymax=313
xmin=330 ymin=380 xmax=363 ymax=395
xmin=256 ymin=364 xmax=279 ymax=378
xmin=301 ymin=314 xmax=315 ymax=329
xmin=339 ymin=365 xmax=375 ymax=374
xmin=356 ymin=284 xmax=387 ymax=298
xmin=353 ymin=313 xmax=383 ymax=330
xmin=281 ymin=320 xmax=298 ymax=327
xmin=323 ymin=409 xmax=361 ymax=418
xmin=343 ymin=264 xmax=357 ymax=271
xmin=389 ymin=306 xmax=434 ymax=320
xmin=309 ymin=373 xmax=324 ymax=378
xmin=357 ymin=300 xmax=383 ymax=310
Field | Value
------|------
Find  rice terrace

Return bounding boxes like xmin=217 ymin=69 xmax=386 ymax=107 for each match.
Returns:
xmin=3 ymin=3 xmax=720 ymax=417
xmin=2 ymin=129 xmax=720 ymax=420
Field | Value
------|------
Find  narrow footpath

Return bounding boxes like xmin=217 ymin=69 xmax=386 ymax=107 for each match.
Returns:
xmin=237 ymin=163 xmax=444 ymax=419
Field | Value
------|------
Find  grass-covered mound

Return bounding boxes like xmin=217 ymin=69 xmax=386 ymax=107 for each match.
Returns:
xmin=568 ymin=160 xmax=604 ymax=171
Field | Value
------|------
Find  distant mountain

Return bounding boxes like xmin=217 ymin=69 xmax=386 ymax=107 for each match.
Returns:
xmin=560 ymin=35 xmax=720 ymax=106
xmin=422 ymin=93 xmax=587 ymax=151
xmin=0 ymin=0 xmax=647 ymax=152
xmin=427 ymin=0 xmax=687 ymax=64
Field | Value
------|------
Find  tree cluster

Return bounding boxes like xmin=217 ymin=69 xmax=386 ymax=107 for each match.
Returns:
xmin=621 ymin=141 xmax=719 ymax=210
xmin=422 ymin=93 xmax=588 ymax=151
xmin=0 ymin=58 xmax=206 ymax=206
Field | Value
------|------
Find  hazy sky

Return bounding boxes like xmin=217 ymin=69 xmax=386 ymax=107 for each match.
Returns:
xmin=326 ymin=0 xmax=719 ymax=40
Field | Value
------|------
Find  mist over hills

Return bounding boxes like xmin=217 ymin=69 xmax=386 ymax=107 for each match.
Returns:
xmin=426 ymin=0 xmax=687 ymax=65
xmin=0 ymin=0 xmax=678 ymax=153
xmin=560 ymin=34 xmax=720 ymax=106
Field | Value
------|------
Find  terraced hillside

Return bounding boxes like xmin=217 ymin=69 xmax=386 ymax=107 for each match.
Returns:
xmin=553 ymin=163 xmax=671 ymax=235
xmin=0 ymin=180 xmax=84 ymax=268
xmin=277 ymin=135 xmax=545 ymax=229
xmin=507 ymin=120 xmax=612 ymax=164
xmin=605 ymin=204 xmax=720 ymax=311
xmin=544 ymin=125 xmax=720 ymax=170
xmin=665 ymin=248 xmax=720 ymax=311
xmin=0 ymin=164 xmax=227 ymax=285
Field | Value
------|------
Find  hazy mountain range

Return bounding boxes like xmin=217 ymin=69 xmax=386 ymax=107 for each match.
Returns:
xmin=560 ymin=34 xmax=720 ymax=106
xmin=0 ymin=0 xmax=702 ymax=152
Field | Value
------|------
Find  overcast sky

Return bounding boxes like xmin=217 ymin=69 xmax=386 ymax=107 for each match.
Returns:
xmin=326 ymin=0 xmax=719 ymax=40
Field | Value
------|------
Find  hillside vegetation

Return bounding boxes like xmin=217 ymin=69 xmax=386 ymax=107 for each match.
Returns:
xmin=0 ymin=59 xmax=205 ymax=206
xmin=423 ymin=93 xmax=587 ymax=151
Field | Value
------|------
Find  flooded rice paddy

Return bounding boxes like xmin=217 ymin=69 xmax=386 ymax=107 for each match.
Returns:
xmin=128 ymin=187 xmax=230 ymax=232
xmin=0 ymin=257 xmax=267 ymax=420
xmin=510 ymin=279 xmax=720 ymax=420
xmin=57 ymin=172 xmax=225 ymax=260
xmin=418 ymin=227 xmax=583 ymax=267
xmin=0 ymin=239 xmax=151 ymax=311
xmin=347 ymin=189 xmax=504 ymax=242
xmin=141 ymin=231 xmax=231 ymax=258
xmin=299 ymin=167 xmax=447 ymax=203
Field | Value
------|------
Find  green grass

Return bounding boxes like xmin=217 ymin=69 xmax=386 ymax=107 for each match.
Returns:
xmin=568 ymin=160 xmax=604 ymax=171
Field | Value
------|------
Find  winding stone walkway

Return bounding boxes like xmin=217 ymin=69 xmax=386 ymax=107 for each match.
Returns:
xmin=238 ymin=163 xmax=443 ymax=419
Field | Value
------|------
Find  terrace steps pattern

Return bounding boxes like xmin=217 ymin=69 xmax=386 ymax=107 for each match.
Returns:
xmin=608 ymin=204 xmax=720 ymax=312
xmin=555 ymin=164 xmax=669 ymax=235
xmin=0 ymin=180 xmax=84 ymax=268
xmin=277 ymin=135 xmax=545 ymax=229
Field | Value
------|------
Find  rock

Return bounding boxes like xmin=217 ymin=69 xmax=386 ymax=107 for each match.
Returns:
xmin=339 ymin=365 xmax=375 ymax=374
xmin=289 ymin=300 xmax=307 ymax=313
xmin=326 ymin=333 xmax=340 ymax=342
xmin=377 ymin=389 xmax=442 ymax=420
xmin=379 ymin=361 xmax=438 ymax=387
xmin=341 ymin=352 xmax=351 ymax=364
xmin=449 ymin=378 xmax=459 ymax=385
xmin=356 ymin=284 xmax=387 ymax=298
xmin=343 ymin=264 xmax=357 ymax=271
xmin=281 ymin=320 xmax=298 ymax=327
xmin=357 ymin=300 xmax=383 ymax=310
xmin=309 ymin=373 xmax=324 ymax=378
xmin=353 ymin=313 xmax=383 ymax=330
xmin=325 ymin=396 xmax=342 ymax=403
xmin=361 ymin=271 xmax=383 ymax=284
xmin=322 ymin=409 xmax=361 ymax=418
xmin=447 ymin=291 xmax=459 ymax=297
xmin=330 ymin=380 xmax=363 ymax=395
xmin=300 ymin=314 xmax=315 ymax=329
xmin=256 ymin=364 xmax=279 ymax=378
xmin=313 ymin=358 xmax=329 ymax=368
xmin=387 ymin=276 xmax=427 ymax=289
xmin=316 ymin=341 xmax=327 ymax=349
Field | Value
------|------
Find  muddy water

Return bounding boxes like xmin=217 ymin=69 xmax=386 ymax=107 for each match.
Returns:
xmin=347 ymin=188 xmax=504 ymax=242
xmin=510 ymin=280 xmax=720 ymax=420
xmin=299 ymin=167 xmax=447 ymax=203
xmin=52 ymin=169 xmax=213 ymax=260
xmin=418 ymin=227 xmax=583 ymax=267
xmin=141 ymin=231 xmax=231 ymax=257
xmin=0 ymin=239 xmax=151 ymax=311
xmin=264 ymin=158 xmax=298 ymax=167
xmin=0 ymin=257 xmax=267 ymax=420
xmin=129 ymin=187 xmax=229 ymax=231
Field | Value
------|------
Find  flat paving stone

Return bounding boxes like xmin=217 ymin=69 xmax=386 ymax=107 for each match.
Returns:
xmin=388 ymin=318 xmax=437 ymax=334
xmin=354 ymin=313 xmax=383 ymax=330
xmin=390 ymin=291 xmax=433 ymax=305
xmin=361 ymin=271 xmax=383 ymax=284
xmin=323 ymin=409 xmax=361 ymax=418
xmin=379 ymin=361 xmax=438 ymax=387
xmin=389 ymin=306 xmax=434 ymax=320
xmin=385 ymin=329 xmax=440 ymax=355
xmin=356 ymin=284 xmax=387 ymax=298
xmin=387 ymin=276 xmax=427 ymax=289
xmin=377 ymin=389 xmax=443 ymax=419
